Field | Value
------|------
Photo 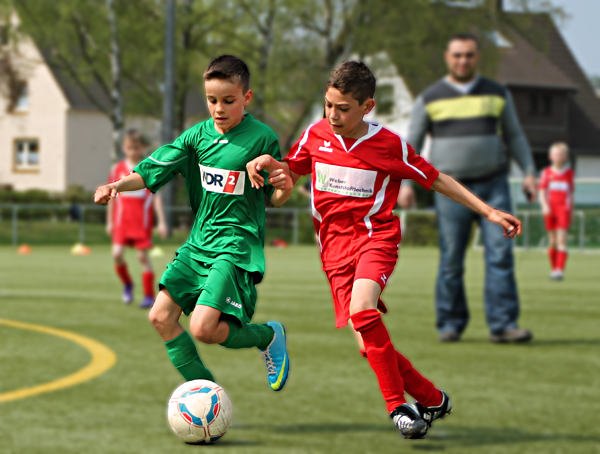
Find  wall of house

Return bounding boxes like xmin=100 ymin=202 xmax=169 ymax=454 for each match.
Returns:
xmin=66 ymin=111 xmax=112 ymax=191
xmin=0 ymin=38 xmax=69 ymax=191
xmin=574 ymin=155 xmax=600 ymax=179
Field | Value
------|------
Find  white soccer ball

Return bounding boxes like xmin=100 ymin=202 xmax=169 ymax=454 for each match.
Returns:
xmin=167 ymin=380 xmax=233 ymax=444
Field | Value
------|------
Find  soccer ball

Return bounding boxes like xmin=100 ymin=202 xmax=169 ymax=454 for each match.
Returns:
xmin=167 ymin=380 xmax=233 ymax=444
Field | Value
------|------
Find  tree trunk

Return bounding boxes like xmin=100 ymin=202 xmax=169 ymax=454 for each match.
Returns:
xmin=107 ymin=0 xmax=124 ymax=162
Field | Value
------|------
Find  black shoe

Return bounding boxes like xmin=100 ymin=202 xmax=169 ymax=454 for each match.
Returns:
xmin=490 ymin=328 xmax=533 ymax=343
xmin=438 ymin=330 xmax=460 ymax=343
xmin=415 ymin=390 xmax=452 ymax=429
xmin=390 ymin=403 xmax=428 ymax=439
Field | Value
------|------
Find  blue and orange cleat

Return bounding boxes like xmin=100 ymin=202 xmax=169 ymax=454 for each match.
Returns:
xmin=122 ymin=283 xmax=133 ymax=304
xmin=260 ymin=321 xmax=290 ymax=391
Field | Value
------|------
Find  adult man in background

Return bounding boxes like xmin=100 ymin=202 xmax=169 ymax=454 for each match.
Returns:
xmin=403 ymin=33 xmax=536 ymax=343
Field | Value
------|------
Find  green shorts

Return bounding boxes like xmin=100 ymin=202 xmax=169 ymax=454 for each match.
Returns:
xmin=159 ymin=252 xmax=257 ymax=325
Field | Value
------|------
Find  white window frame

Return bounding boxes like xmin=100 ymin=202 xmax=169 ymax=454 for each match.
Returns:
xmin=13 ymin=138 xmax=40 ymax=172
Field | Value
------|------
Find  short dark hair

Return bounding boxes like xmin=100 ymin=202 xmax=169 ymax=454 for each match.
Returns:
xmin=326 ymin=61 xmax=376 ymax=105
xmin=123 ymin=128 xmax=148 ymax=146
xmin=204 ymin=55 xmax=250 ymax=93
xmin=447 ymin=33 xmax=479 ymax=49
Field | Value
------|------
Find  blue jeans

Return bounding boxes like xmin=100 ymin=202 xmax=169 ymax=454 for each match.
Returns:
xmin=434 ymin=173 xmax=519 ymax=336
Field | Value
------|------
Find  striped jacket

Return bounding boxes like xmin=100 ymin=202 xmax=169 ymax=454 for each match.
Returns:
xmin=408 ymin=76 xmax=535 ymax=180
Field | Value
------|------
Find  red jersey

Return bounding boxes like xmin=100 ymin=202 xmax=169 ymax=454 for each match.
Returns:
xmin=109 ymin=160 xmax=154 ymax=239
xmin=285 ymin=119 xmax=439 ymax=271
xmin=539 ymin=166 xmax=574 ymax=211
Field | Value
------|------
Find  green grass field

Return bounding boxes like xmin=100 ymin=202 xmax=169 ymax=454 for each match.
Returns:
xmin=0 ymin=245 xmax=599 ymax=454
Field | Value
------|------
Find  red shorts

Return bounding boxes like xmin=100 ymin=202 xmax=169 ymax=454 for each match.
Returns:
xmin=544 ymin=209 xmax=571 ymax=231
xmin=325 ymin=247 xmax=398 ymax=328
xmin=112 ymin=232 xmax=152 ymax=250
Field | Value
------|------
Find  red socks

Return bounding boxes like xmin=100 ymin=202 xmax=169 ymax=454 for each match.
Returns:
xmin=350 ymin=309 xmax=406 ymax=413
xmin=115 ymin=264 xmax=132 ymax=285
xmin=556 ymin=250 xmax=568 ymax=271
xmin=359 ymin=350 xmax=441 ymax=407
xmin=142 ymin=271 xmax=155 ymax=297
xmin=548 ymin=248 xmax=557 ymax=269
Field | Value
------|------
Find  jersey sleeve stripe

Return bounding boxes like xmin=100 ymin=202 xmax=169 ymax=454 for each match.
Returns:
xmin=148 ymin=156 xmax=187 ymax=166
xmin=290 ymin=123 xmax=315 ymax=160
xmin=363 ymin=175 xmax=391 ymax=238
xmin=401 ymin=138 xmax=426 ymax=179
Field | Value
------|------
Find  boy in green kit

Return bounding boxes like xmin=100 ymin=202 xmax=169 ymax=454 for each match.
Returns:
xmin=94 ymin=55 xmax=293 ymax=390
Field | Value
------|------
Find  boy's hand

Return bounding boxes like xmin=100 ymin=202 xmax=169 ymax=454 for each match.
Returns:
xmin=158 ymin=222 xmax=168 ymax=240
xmin=246 ymin=155 xmax=273 ymax=189
xmin=95 ymin=184 xmax=117 ymax=205
xmin=268 ymin=169 xmax=293 ymax=190
xmin=106 ymin=222 xmax=113 ymax=235
xmin=487 ymin=209 xmax=521 ymax=239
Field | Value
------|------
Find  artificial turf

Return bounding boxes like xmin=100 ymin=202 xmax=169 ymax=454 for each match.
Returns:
xmin=0 ymin=245 xmax=598 ymax=453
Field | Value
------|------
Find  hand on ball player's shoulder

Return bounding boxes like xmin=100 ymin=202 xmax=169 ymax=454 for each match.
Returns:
xmin=487 ymin=209 xmax=521 ymax=239
xmin=94 ymin=184 xmax=117 ymax=205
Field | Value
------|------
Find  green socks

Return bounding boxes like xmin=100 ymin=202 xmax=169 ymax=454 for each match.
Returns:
xmin=220 ymin=321 xmax=274 ymax=351
xmin=166 ymin=331 xmax=214 ymax=382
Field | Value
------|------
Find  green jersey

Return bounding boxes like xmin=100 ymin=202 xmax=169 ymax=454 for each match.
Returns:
xmin=135 ymin=113 xmax=280 ymax=281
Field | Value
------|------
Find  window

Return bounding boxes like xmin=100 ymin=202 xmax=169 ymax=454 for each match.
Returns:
xmin=375 ymin=84 xmax=395 ymax=116
xmin=14 ymin=139 xmax=39 ymax=171
xmin=528 ymin=93 xmax=553 ymax=117
xmin=14 ymin=83 xmax=28 ymax=112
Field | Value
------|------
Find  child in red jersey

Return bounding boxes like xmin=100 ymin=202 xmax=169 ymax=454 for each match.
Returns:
xmin=107 ymin=129 xmax=168 ymax=308
xmin=539 ymin=142 xmax=574 ymax=280
xmin=246 ymin=61 xmax=521 ymax=440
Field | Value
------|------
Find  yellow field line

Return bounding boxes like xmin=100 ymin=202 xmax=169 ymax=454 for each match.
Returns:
xmin=0 ymin=318 xmax=117 ymax=403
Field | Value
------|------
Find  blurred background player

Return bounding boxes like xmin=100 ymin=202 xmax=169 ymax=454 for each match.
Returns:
xmin=539 ymin=142 xmax=574 ymax=280
xmin=403 ymin=33 xmax=535 ymax=343
xmin=107 ymin=129 xmax=168 ymax=308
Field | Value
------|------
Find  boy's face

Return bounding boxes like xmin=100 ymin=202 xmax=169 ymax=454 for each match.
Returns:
xmin=205 ymin=79 xmax=252 ymax=134
xmin=122 ymin=137 xmax=145 ymax=162
xmin=324 ymin=87 xmax=374 ymax=137
xmin=549 ymin=146 xmax=568 ymax=167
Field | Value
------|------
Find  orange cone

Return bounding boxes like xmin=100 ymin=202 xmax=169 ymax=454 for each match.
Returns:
xmin=17 ymin=244 xmax=31 ymax=254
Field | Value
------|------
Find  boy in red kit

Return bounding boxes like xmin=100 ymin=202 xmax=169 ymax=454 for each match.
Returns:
xmin=107 ymin=129 xmax=168 ymax=308
xmin=539 ymin=142 xmax=574 ymax=280
xmin=247 ymin=61 xmax=522 ymax=439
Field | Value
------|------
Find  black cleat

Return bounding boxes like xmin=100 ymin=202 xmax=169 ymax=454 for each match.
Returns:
xmin=415 ymin=390 xmax=453 ymax=429
xmin=390 ymin=403 xmax=428 ymax=439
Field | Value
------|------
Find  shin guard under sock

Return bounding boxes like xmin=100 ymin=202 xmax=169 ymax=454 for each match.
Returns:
xmin=360 ymin=350 xmax=441 ymax=407
xmin=166 ymin=331 xmax=214 ymax=382
xmin=142 ymin=271 xmax=155 ymax=297
xmin=556 ymin=250 xmax=568 ymax=271
xmin=115 ymin=264 xmax=132 ymax=285
xmin=351 ymin=309 xmax=405 ymax=413
xmin=548 ymin=248 xmax=558 ymax=270
xmin=219 ymin=320 xmax=274 ymax=350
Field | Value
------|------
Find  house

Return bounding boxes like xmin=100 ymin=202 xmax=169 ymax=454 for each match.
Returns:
xmin=0 ymin=31 xmax=112 ymax=192
xmin=0 ymin=23 xmax=208 ymax=193
xmin=365 ymin=11 xmax=600 ymax=181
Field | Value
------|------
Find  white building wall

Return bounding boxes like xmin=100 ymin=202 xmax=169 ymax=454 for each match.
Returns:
xmin=0 ymin=38 xmax=69 ymax=191
xmin=575 ymin=155 xmax=600 ymax=179
xmin=66 ymin=111 xmax=113 ymax=191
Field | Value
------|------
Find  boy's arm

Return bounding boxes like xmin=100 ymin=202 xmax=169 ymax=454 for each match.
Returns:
xmin=538 ymin=189 xmax=549 ymax=215
xmin=94 ymin=172 xmax=146 ymax=205
xmin=431 ymin=172 xmax=521 ymax=238
xmin=246 ymin=155 xmax=297 ymax=207
xmin=106 ymin=199 xmax=114 ymax=234
xmin=153 ymin=192 xmax=169 ymax=239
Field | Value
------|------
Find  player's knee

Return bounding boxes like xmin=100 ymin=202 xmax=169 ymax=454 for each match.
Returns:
xmin=190 ymin=320 xmax=218 ymax=344
xmin=148 ymin=307 xmax=173 ymax=333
